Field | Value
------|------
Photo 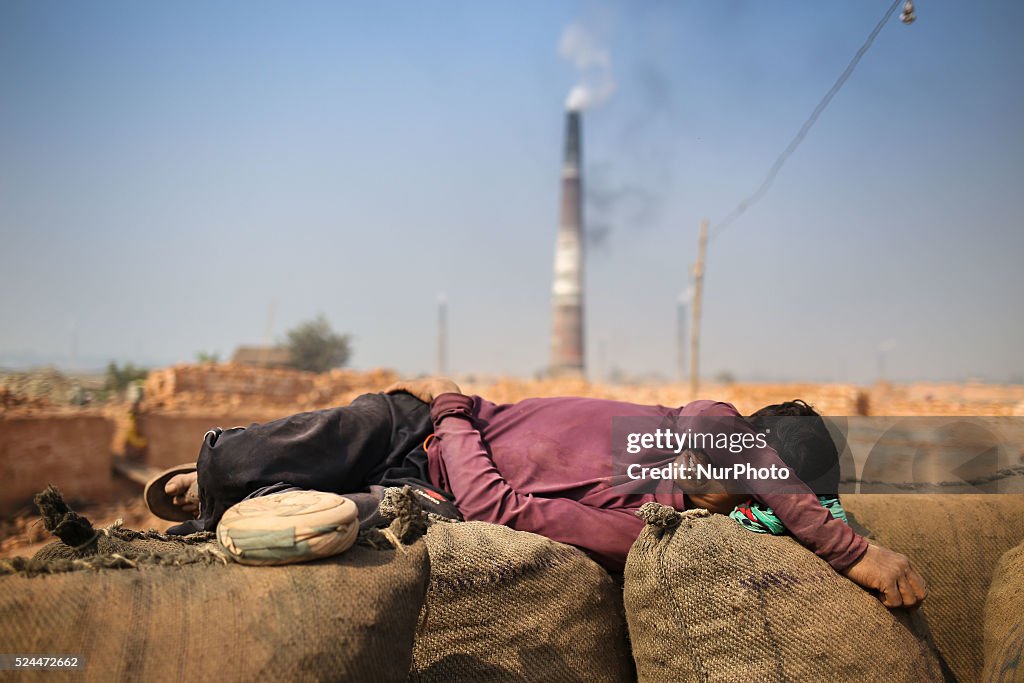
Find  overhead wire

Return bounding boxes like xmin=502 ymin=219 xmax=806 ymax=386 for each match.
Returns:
xmin=709 ymin=0 xmax=906 ymax=240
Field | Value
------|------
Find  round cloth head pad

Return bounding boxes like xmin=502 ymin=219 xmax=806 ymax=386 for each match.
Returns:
xmin=217 ymin=490 xmax=359 ymax=566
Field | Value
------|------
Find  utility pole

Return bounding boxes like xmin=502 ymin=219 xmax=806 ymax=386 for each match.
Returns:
xmin=436 ymin=294 xmax=448 ymax=377
xmin=689 ymin=219 xmax=708 ymax=398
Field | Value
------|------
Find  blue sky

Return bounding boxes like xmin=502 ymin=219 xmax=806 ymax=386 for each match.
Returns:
xmin=1 ymin=1 xmax=1021 ymax=383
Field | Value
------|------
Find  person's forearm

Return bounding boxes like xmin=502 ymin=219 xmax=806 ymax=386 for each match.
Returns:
xmin=760 ymin=491 xmax=867 ymax=570
xmin=736 ymin=443 xmax=867 ymax=570
xmin=732 ymin=442 xmax=867 ymax=569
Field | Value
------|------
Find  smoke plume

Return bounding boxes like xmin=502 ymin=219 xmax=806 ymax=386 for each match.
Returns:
xmin=559 ymin=22 xmax=616 ymax=111
xmin=585 ymin=168 xmax=659 ymax=249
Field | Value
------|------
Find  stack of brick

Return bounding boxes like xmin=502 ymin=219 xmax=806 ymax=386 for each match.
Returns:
xmin=0 ymin=387 xmax=51 ymax=412
xmin=0 ymin=369 xmax=73 ymax=408
xmin=464 ymin=380 xmax=864 ymax=417
xmin=138 ymin=365 xmax=402 ymax=468
xmin=715 ymin=383 xmax=864 ymax=416
xmin=870 ymin=382 xmax=1024 ymax=416
xmin=144 ymin=364 xmax=317 ymax=411
xmin=304 ymin=368 xmax=399 ymax=407
xmin=144 ymin=364 xmax=400 ymax=413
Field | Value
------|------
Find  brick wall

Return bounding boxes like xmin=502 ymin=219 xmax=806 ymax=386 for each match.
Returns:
xmin=145 ymin=364 xmax=317 ymax=410
xmin=0 ymin=413 xmax=114 ymax=515
xmin=138 ymin=410 xmax=289 ymax=469
xmin=144 ymin=364 xmax=398 ymax=412
xmin=869 ymin=382 xmax=1024 ymax=416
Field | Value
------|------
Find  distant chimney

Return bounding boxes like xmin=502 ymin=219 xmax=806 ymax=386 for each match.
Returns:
xmin=550 ymin=110 xmax=585 ymax=377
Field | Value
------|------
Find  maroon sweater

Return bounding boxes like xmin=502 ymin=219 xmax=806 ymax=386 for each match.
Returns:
xmin=425 ymin=393 xmax=867 ymax=573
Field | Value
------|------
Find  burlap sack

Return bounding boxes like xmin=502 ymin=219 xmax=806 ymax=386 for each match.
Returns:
xmin=624 ymin=504 xmax=943 ymax=683
xmin=0 ymin=487 xmax=430 ymax=683
xmin=409 ymin=521 xmax=635 ymax=682
xmin=844 ymin=493 xmax=1024 ymax=683
xmin=17 ymin=486 xmax=228 ymax=571
xmin=1 ymin=545 xmax=428 ymax=683
xmin=983 ymin=539 xmax=1024 ymax=682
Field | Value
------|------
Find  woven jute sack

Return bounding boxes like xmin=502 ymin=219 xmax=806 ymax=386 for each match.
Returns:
xmin=983 ymin=539 xmax=1024 ymax=682
xmin=22 ymin=486 xmax=228 ymax=570
xmin=1 ymin=546 xmax=428 ymax=683
xmin=844 ymin=493 xmax=1024 ymax=683
xmin=0 ymin=488 xmax=430 ymax=683
xmin=624 ymin=504 xmax=943 ymax=683
xmin=408 ymin=520 xmax=635 ymax=683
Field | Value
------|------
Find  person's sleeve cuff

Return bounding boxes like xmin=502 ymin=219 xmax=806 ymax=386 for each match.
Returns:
xmin=430 ymin=393 xmax=475 ymax=427
xmin=830 ymin=533 xmax=869 ymax=572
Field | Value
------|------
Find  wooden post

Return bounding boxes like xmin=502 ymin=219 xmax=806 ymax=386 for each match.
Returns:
xmin=689 ymin=219 xmax=708 ymax=398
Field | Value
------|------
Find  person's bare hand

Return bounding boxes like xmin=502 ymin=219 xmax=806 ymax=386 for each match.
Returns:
xmin=165 ymin=473 xmax=200 ymax=517
xmin=384 ymin=377 xmax=461 ymax=404
xmin=842 ymin=542 xmax=927 ymax=608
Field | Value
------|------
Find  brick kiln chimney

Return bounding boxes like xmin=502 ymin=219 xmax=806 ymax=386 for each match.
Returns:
xmin=549 ymin=110 xmax=585 ymax=378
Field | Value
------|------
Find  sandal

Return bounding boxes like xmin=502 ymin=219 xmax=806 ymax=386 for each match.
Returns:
xmin=144 ymin=462 xmax=199 ymax=522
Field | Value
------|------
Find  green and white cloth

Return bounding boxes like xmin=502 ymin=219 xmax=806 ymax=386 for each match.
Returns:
xmin=217 ymin=490 xmax=359 ymax=565
xmin=730 ymin=495 xmax=847 ymax=535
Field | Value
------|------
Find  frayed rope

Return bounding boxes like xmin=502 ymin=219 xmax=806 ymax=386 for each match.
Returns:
xmin=358 ymin=486 xmax=429 ymax=551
